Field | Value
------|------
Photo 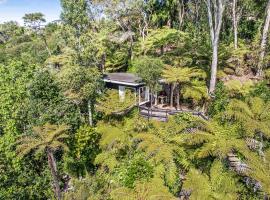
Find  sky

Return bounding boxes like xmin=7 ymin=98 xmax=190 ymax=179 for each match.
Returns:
xmin=0 ymin=0 xmax=62 ymax=25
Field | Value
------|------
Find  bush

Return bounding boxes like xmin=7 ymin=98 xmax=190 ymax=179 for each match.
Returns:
xmin=249 ymin=81 xmax=270 ymax=102
xmin=117 ymin=156 xmax=154 ymax=188
xmin=208 ymin=82 xmax=229 ymax=117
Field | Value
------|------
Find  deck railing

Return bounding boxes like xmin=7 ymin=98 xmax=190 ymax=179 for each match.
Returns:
xmin=138 ymin=105 xmax=209 ymax=121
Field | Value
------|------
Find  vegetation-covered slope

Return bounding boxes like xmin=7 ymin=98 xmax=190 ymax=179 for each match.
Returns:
xmin=1 ymin=0 xmax=270 ymax=199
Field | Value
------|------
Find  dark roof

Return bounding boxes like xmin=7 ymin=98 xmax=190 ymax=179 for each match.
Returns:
xmin=103 ymin=73 xmax=144 ymax=86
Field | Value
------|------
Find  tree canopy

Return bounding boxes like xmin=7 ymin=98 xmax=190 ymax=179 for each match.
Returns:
xmin=1 ymin=0 xmax=270 ymax=199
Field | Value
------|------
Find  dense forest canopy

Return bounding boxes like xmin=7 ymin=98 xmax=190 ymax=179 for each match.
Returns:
xmin=1 ymin=0 xmax=270 ymax=199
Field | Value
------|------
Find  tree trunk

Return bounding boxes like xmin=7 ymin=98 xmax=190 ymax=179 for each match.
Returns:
xmin=206 ymin=0 xmax=225 ymax=93
xmin=176 ymin=84 xmax=180 ymax=110
xmin=47 ymin=150 xmax=61 ymax=200
xmin=257 ymin=0 xmax=270 ymax=77
xmin=209 ymin=42 xmax=218 ymax=93
xmin=170 ymin=83 xmax=175 ymax=108
xmin=149 ymin=89 xmax=153 ymax=120
xmin=150 ymin=89 xmax=153 ymax=108
xmin=41 ymin=34 xmax=52 ymax=56
xmin=178 ymin=0 xmax=185 ymax=29
xmin=88 ymin=100 xmax=93 ymax=126
xmin=100 ymin=53 xmax=106 ymax=74
xmin=154 ymin=91 xmax=158 ymax=106
xmin=232 ymin=0 xmax=238 ymax=49
xmin=161 ymin=45 xmax=164 ymax=55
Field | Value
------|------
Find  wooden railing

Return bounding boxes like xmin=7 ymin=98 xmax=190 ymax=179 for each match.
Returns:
xmin=139 ymin=105 xmax=169 ymax=121
xmin=138 ymin=105 xmax=209 ymax=121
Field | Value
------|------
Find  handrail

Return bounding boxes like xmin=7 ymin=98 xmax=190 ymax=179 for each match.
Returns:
xmin=139 ymin=105 xmax=209 ymax=121
xmin=139 ymin=105 xmax=169 ymax=113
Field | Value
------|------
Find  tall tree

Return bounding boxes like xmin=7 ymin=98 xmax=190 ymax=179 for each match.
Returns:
xmin=60 ymin=0 xmax=90 ymax=32
xmin=17 ymin=123 xmax=70 ymax=200
xmin=133 ymin=56 xmax=164 ymax=108
xmin=57 ymin=65 xmax=102 ymax=126
xmin=28 ymin=70 xmax=79 ymax=127
xmin=257 ymin=0 xmax=270 ymax=77
xmin=60 ymin=0 xmax=91 ymax=64
xmin=23 ymin=12 xmax=46 ymax=31
xmin=23 ymin=12 xmax=52 ymax=56
xmin=205 ymin=0 xmax=226 ymax=93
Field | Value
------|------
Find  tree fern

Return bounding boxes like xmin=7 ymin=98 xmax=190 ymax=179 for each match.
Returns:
xmin=182 ymin=160 xmax=240 ymax=200
xmin=224 ymin=79 xmax=254 ymax=97
xmin=162 ymin=65 xmax=207 ymax=108
xmin=182 ymin=119 xmax=250 ymax=159
xmin=225 ymin=97 xmax=270 ymax=138
xmin=110 ymin=178 xmax=177 ymax=200
xmin=94 ymin=151 xmax=119 ymax=171
xmin=244 ymin=151 xmax=270 ymax=194
xmin=133 ymin=119 xmax=190 ymax=191
xmin=16 ymin=123 xmax=70 ymax=200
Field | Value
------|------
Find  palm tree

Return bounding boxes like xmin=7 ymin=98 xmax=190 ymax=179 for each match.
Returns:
xmin=162 ymin=66 xmax=206 ymax=109
xmin=17 ymin=123 xmax=70 ymax=200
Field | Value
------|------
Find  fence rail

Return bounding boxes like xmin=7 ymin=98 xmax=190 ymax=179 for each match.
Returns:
xmin=138 ymin=105 xmax=208 ymax=121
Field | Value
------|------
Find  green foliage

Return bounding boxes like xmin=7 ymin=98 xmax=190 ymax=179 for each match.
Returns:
xmin=60 ymin=0 xmax=90 ymax=32
xmin=64 ymin=173 xmax=111 ymax=200
xmin=96 ymin=89 xmax=135 ymax=116
xmin=57 ymin=65 xmax=102 ymax=103
xmin=225 ymin=79 xmax=254 ymax=98
xmin=208 ymin=82 xmax=229 ymax=117
xmin=0 ymin=130 xmax=54 ymax=199
xmin=2 ymin=0 xmax=270 ymax=199
xmin=162 ymin=65 xmax=206 ymax=84
xmin=182 ymin=80 xmax=208 ymax=104
xmin=182 ymin=119 xmax=249 ymax=159
xmin=74 ymin=125 xmax=100 ymax=159
xmin=139 ymin=27 xmax=188 ymax=55
xmin=183 ymin=160 xmax=241 ymax=200
xmin=28 ymin=69 xmax=80 ymax=126
xmin=117 ymin=155 xmax=154 ymax=188
xmin=0 ymin=60 xmax=35 ymax=134
xmin=23 ymin=12 xmax=46 ymax=30
xmin=110 ymin=177 xmax=176 ymax=200
xmin=163 ymin=65 xmax=207 ymax=104
xmin=16 ymin=123 xmax=70 ymax=157
xmin=220 ymin=42 xmax=251 ymax=76
xmin=224 ymin=97 xmax=270 ymax=138
xmin=65 ymin=125 xmax=101 ymax=177
xmin=16 ymin=123 xmax=70 ymax=199
xmin=245 ymin=151 xmax=270 ymax=194
xmin=249 ymin=81 xmax=270 ymax=102
xmin=133 ymin=56 xmax=164 ymax=93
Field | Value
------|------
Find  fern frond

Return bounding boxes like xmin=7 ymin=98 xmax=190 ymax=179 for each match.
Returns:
xmin=94 ymin=152 xmax=118 ymax=171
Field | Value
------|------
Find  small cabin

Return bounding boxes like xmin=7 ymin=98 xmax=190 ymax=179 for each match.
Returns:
xmin=102 ymin=72 xmax=207 ymax=121
xmin=103 ymin=73 xmax=150 ymax=105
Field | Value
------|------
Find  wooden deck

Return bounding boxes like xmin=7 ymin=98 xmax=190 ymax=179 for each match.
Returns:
xmin=139 ymin=105 xmax=208 ymax=121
